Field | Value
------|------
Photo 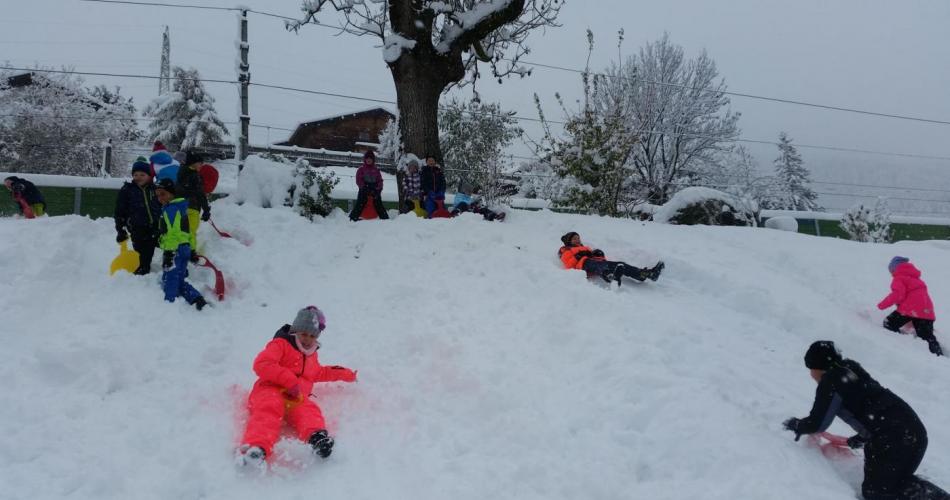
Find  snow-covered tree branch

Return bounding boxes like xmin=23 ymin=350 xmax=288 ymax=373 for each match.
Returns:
xmin=289 ymin=0 xmax=562 ymax=162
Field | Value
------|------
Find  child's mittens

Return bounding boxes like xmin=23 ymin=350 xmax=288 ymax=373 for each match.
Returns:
xmin=284 ymin=383 xmax=303 ymax=401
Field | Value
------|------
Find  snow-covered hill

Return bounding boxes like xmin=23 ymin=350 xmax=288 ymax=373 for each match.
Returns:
xmin=1 ymin=203 xmax=948 ymax=499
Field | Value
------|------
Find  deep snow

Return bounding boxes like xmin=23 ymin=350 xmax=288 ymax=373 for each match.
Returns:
xmin=1 ymin=201 xmax=948 ymax=500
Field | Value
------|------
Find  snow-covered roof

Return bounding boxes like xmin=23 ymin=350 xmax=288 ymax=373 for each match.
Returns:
xmin=295 ymin=107 xmax=395 ymax=129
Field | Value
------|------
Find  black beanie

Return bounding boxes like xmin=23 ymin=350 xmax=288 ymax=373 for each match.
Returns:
xmin=561 ymin=232 xmax=579 ymax=246
xmin=804 ymin=341 xmax=842 ymax=370
xmin=155 ymin=178 xmax=176 ymax=195
xmin=184 ymin=150 xmax=203 ymax=166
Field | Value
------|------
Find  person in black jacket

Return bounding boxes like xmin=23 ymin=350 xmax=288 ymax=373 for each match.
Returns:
xmin=420 ymin=155 xmax=446 ymax=217
xmin=114 ymin=157 xmax=163 ymax=275
xmin=176 ymin=150 xmax=211 ymax=258
xmin=4 ymin=175 xmax=46 ymax=218
xmin=784 ymin=341 xmax=948 ymax=500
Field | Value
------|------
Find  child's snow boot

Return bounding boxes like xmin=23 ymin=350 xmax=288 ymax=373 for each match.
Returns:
xmin=648 ymin=262 xmax=665 ymax=281
xmin=929 ymin=340 xmax=943 ymax=356
xmin=236 ymin=445 xmax=266 ymax=472
xmin=194 ymin=296 xmax=208 ymax=311
xmin=309 ymin=430 xmax=334 ymax=458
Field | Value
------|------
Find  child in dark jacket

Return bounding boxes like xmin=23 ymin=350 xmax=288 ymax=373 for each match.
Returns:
xmin=558 ymin=232 xmax=663 ymax=285
xmin=784 ymin=341 xmax=948 ymax=499
xmin=114 ymin=157 xmax=163 ymax=275
xmin=4 ymin=175 xmax=46 ymax=218
xmin=176 ymin=150 xmax=211 ymax=256
xmin=155 ymin=178 xmax=206 ymax=310
xmin=878 ymin=256 xmax=942 ymax=356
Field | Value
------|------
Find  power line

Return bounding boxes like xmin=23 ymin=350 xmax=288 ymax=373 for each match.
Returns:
xmin=7 ymin=66 xmax=950 ymax=162
xmin=516 ymin=59 xmax=950 ymax=127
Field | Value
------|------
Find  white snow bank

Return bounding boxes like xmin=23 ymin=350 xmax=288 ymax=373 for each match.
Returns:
xmin=1 ymin=203 xmax=949 ymax=499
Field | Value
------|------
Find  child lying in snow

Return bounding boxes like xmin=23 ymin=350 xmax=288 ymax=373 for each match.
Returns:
xmin=557 ymin=231 xmax=663 ymax=285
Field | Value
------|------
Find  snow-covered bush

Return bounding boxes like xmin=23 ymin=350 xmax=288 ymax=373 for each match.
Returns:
xmin=293 ymin=158 xmax=339 ymax=220
xmin=839 ymin=197 xmax=891 ymax=243
xmin=439 ymin=98 xmax=522 ymax=205
xmin=653 ymin=186 xmax=757 ymax=226
xmin=235 ymin=155 xmax=339 ymax=220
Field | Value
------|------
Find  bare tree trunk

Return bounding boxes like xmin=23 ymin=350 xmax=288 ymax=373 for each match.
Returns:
xmin=391 ymin=59 xmax=454 ymax=164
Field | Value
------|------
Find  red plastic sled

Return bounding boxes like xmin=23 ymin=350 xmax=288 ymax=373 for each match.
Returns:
xmin=200 ymin=164 xmax=219 ymax=194
xmin=360 ymin=194 xmax=379 ymax=220
xmin=430 ymin=199 xmax=452 ymax=218
xmin=14 ymin=193 xmax=35 ymax=219
xmin=808 ymin=432 xmax=856 ymax=460
xmin=195 ymin=254 xmax=226 ymax=301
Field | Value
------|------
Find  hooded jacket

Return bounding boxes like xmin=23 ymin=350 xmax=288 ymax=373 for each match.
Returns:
xmin=878 ymin=262 xmax=936 ymax=320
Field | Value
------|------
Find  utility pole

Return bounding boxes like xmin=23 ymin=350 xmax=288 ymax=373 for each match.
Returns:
xmin=159 ymin=26 xmax=171 ymax=95
xmin=238 ymin=10 xmax=250 ymax=171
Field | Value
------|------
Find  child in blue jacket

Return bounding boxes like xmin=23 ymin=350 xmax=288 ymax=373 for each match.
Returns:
xmin=154 ymin=178 xmax=207 ymax=310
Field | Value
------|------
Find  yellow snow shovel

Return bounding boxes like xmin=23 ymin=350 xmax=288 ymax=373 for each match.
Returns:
xmin=110 ymin=240 xmax=140 ymax=275
xmin=411 ymin=199 xmax=427 ymax=217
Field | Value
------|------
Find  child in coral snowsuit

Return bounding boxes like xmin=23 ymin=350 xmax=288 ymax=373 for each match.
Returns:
xmin=878 ymin=256 xmax=942 ymax=356
xmin=238 ymin=306 xmax=357 ymax=468
xmin=558 ymin=231 xmax=663 ymax=285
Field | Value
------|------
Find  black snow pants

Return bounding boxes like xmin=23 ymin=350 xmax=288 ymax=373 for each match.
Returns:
xmin=129 ymin=226 xmax=158 ymax=275
xmin=884 ymin=311 xmax=942 ymax=356
xmin=861 ymin=401 xmax=948 ymax=499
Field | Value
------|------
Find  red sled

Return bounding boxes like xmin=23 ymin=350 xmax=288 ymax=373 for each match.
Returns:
xmin=807 ymin=432 xmax=856 ymax=460
xmin=200 ymin=164 xmax=219 ymax=194
xmin=195 ymin=254 xmax=226 ymax=301
xmin=429 ymin=199 xmax=452 ymax=218
xmin=360 ymin=194 xmax=380 ymax=220
xmin=14 ymin=193 xmax=36 ymax=219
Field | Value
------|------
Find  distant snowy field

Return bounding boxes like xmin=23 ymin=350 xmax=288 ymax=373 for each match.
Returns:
xmin=0 ymin=201 xmax=948 ymax=499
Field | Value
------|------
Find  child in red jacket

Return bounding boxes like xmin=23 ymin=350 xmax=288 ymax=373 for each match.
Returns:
xmin=878 ymin=256 xmax=943 ymax=356
xmin=237 ymin=306 xmax=358 ymax=470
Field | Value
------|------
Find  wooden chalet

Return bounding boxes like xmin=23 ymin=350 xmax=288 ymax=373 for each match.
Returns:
xmin=279 ymin=107 xmax=395 ymax=153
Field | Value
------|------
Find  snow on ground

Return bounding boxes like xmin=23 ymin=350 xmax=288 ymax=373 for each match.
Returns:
xmin=1 ymin=202 xmax=948 ymax=500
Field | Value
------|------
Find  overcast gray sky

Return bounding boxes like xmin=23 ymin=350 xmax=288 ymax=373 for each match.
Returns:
xmin=4 ymin=0 xmax=950 ymax=214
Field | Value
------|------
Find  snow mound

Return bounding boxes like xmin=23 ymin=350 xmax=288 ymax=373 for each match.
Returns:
xmin=1 ymin=205 xmax=948 ymax=499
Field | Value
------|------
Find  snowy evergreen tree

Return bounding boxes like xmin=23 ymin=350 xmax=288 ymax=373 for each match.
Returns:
xmin=0 ymin=68 xmax=141 ymax=176
xmin=839 ymin=198 xmax=890 ymax=243
xmin=439 ymin=98 xmax=522 ymax=204
xmin=770 ymin=132 xmax=819 ymax=211
xmin=143 ymin=66 xmax=229 ymax=151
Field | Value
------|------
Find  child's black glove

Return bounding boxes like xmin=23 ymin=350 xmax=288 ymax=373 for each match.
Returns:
xmin=201 ymin=210 xmax=210 ymax=222
xmin=162 ymin=251 xmax=174 ymax=271
xmin=846 ymin=435 xmax=867 ymax=449
xmin=592 ymin=249 xmax=605 ymax=257
xmin=116 ymin=229 xmax=128 ymax=243
xmin=782 ymin=417 xmax=803 ymax=441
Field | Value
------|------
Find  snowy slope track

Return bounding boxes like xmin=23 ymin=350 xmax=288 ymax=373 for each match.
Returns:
xmin=0 ymin=205 xmax=947 ymax=500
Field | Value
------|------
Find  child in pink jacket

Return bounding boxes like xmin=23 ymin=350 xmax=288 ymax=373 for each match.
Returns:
xmin=878 ymin=256 xmax=943 ymax=356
